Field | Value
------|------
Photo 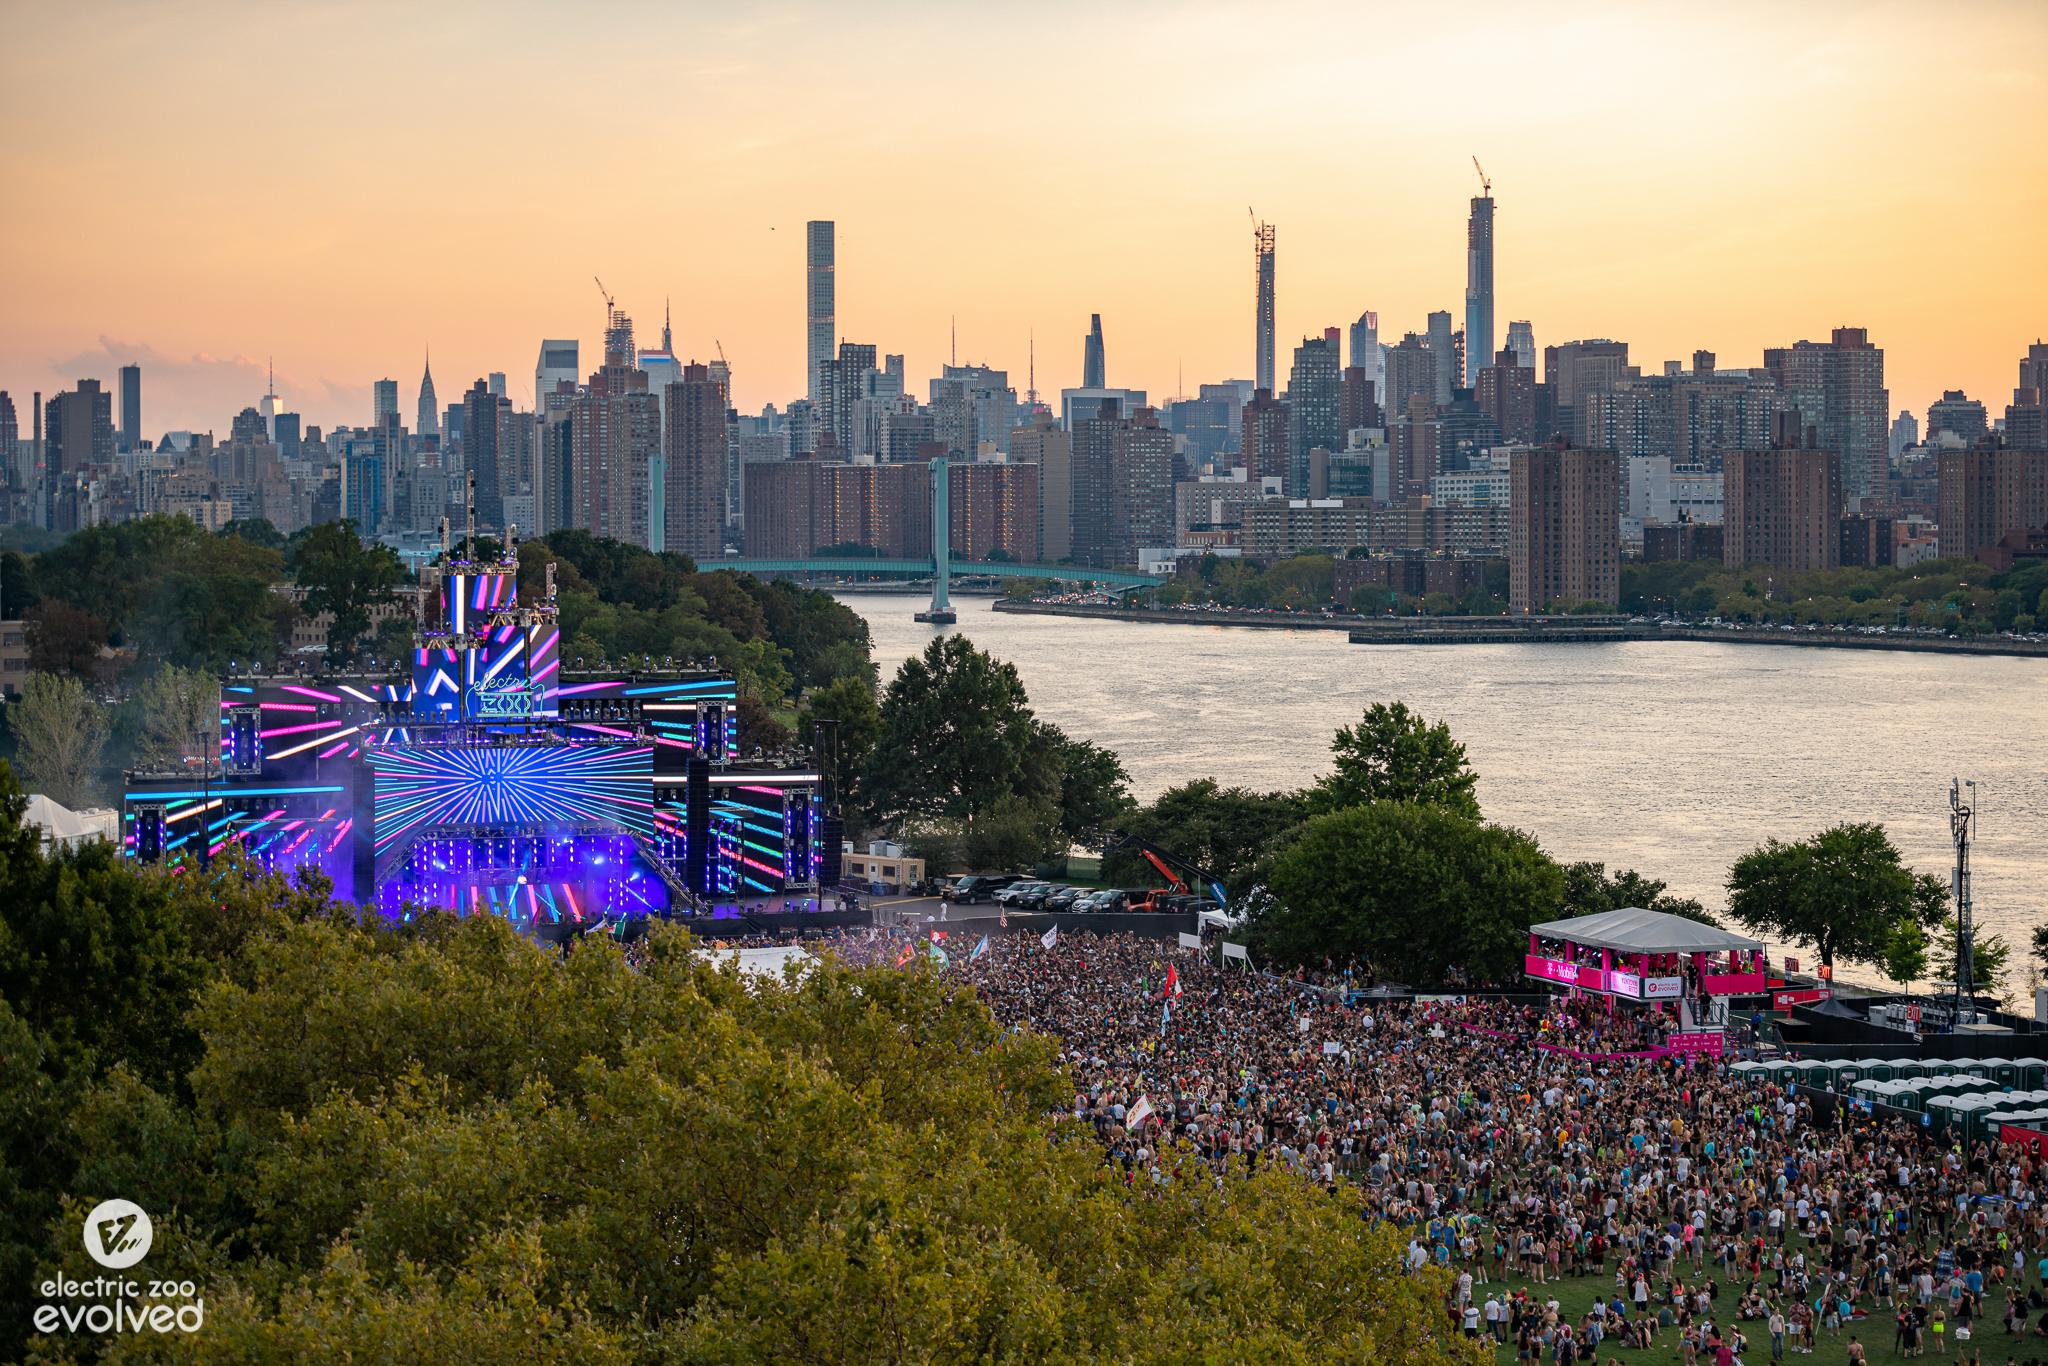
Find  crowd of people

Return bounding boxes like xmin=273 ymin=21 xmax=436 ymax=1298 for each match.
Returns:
xmin=847 ymin=925 xmax=2048 ymax=1364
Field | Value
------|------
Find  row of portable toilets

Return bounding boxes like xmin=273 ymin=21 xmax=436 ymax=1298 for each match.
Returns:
xmin=1729 ymin=1058 xmax=2048 ymax=1147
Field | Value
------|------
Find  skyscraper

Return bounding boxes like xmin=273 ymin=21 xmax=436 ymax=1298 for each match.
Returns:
xmin=463 ymin=379 xmax=507 ymax=530
xmin=1509 ymin=444 xmax=1619 ymax=613
xmin=1889 ymin=411 xmax=1919 ymax=464
xmin=1384 ymin=334 xmax=1438 ymax=421
xmin=1925 ymin=391 xmax=1988 ymax=445
xmin=45 ymin=380 xmax=113 ymax=478
xmin=0 ymin=393 xmax=17 ymax=489
xmin=1286 ymin=331 xmax=1342 ymax=496
xmin=1465 ymin=190 xmax=1494 ymax=388
xmin=1082 ymin=314 xmax=1106 ymax=390
xmin=373 ymin=379 xmax=399 ymax=423
xmin=1725 ymin=442 xmax=1843 ymax=571
xmin=1762 ymin=328 xmax=1888 ymax=509
xmin=1543 ymin=339 xmax=1632 ymax=447
xmin=806 ymin=221 xmax=835 ymax=405
xmin=118 ymin=364 xmax=140 ymax=453
xmin=537 ymin=341 xmax=580 ymax=411
xmin=1506 ymin=320 xmax=1536 ymax=370
xmin=1253 ymin=217 xmax=1276 ymax=394
xmin=1426 ymin=312 xmax=1456 ymax=406
xmin=665 ymin=363 xmax=728 ymax=560
xmin=1240 ymin=389 xmax=1290 ymax=486
xmin=1348 ymin=312 xmax=1379 ymax=387
xmin=417 ymin=353 xmax=439 ymax=439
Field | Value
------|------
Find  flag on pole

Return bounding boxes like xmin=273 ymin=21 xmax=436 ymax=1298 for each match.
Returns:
xmin=972 ymin=934 xmax=989 ymax=960
xmin=1161 ymin=1000 xmax=1171 ymax=1035
xmin=894 ymin=942 xmax=915 ymax=967
xmin=999 ymin=905 xmax=1008 ymax=927
xmin=1127 ymin=1095 xmax=1154 ymax=1128
xmin=1163 ymin=962 xmax=1182 ymax=998
xmin=928 ymin=941 xmax=949 ymax=967
xmin=1041 ymin=925 xmax=1058 ymax=950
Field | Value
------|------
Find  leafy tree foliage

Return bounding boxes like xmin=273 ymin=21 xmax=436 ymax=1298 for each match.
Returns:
xmin=863 ymin=634 xmax=1043 ymax=829
xmin=1311 ymin=701 xmax=1480 ymax=818
xmin=1930 ymin=915 xmax=2012 ymax=999
xmin=8 ymin=674 xmax=109 ymax=807
xmin=1724 ymin=822 xmax=1949 ymax=970
xmin=1260 ymin=800 xmax=1563 ymax=985
xmin=1100 ymin=778 xmax=1309 ymax=897
xmin=291 ymin=520 xmax=406 ymax=666
xmin=131 ymin=665 xmax=218 ymax=768
xmin=798 ymin=673 xmax=883 ymax=814
xmin=24 ymin=600 xmax=108 ymax=680
xmin=1562 ymin=861 xmax=1717 ymax=925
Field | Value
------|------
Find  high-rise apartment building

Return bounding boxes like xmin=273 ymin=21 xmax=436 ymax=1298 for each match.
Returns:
xmin=1349 ymin=312 xmax=1379 ymax=385
xmin=1925 ymin=391 xmax=1988 ymax=445
xmin=1253 ymin=219 xmax=1276 ymax=394
xmin=1762 ymin=328 xmax=1887 ymax=509
xmin=417 ymin=354 xmax=439 ymax=438
xmin=1723 ymin=434 xmax=1844 ymax=570
xmin=1889 ymin=411 xmax=1919 ymax=465
xmin=1465 ymin=191 xmax=1494 ymax=387
xmin=1199 ymin=382 xmax=1253 ymax=455
xmin=949 ymin=462 xmax=1040 ymax=563
xmin=818 ymin=341 xmax=878 ymax=453
xmin=1109 ymin=409 xmax=1175 ymax=567
xmin=1505 ymin=320 xmax=1536 ymax=370
xmin=1388 ymin=392 xmax=1442 ymax=503
xmin=2009 ymin=342 xmax=2048 ymax=450
xmin=1009 ymin=413 xmax=1073 ymax=562
xmin=744 ymin=458 xmax=929 ymax=560
xmin=1167 ymin=398 xmax=1233 ymax=468
xmin=373 ymin=379 xmax=399 ymax=423
xmin=537 ymin=341 xmax=580 ymax=412
xmin=1384 ymin=334 xmax=1437 ymax=420
xmin=1240 ymin=389 xmax=1290 ymax=488
xmin=1338 ymin=367 xmax=1379 ymax=439
xmin=45 ymin=380 xmax=113 ymax=478
xmin=461 ymin=380 xmax=511 ymax=530
xmin=1426 ymin=311 xmax=1456 ymax=406
xmin=0 ymin=394 xmax=18 ymax=491
xmin=1069 ymin=400 xmax=1121 ymax=567
xmin=1937 ymin=444 xmax=2048 ymax=561
xmin=1082 ymin=314 xmax=1107 ymax=390
xmin=119 ymin=364 xmax=140 ymax=453
xmin=1543 ymin=340 xmax=1632 ymax=448
xmin=1285 ymin=331 xmax=1342 ymax=496
xmin=664 ymin=363 xmax=728 ymax=560
xmin=1477 ymin=349 xmax=1536 ymax=444
xmin=1509 ymin=443 xmax=1619 ymax=613
xmin=567 ymin=357 xmax=660 ymax=549
xmin=806 ymin=221 xmax=835 ymax=405
xmin=1579 ymin=354 xmax=1783 ymax=466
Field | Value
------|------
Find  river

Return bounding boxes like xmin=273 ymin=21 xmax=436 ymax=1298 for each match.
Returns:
xmin=844 ymin=595 xmax=2048 ymax=983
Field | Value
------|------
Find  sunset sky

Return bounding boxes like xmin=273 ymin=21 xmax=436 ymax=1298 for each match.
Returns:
xmin=3 ymin=0 xmax=2043 ymax=436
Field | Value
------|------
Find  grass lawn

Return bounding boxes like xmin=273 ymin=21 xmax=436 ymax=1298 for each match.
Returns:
xmin=1475 ymin=1268 xmax=2040 ymax=1366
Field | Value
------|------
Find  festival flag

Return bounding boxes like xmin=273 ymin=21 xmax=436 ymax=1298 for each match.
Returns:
xmin=894 ymin=941 xmax=916 ymax=967
xmin=930 ymin=930 xmax=947 ymax=941
xmin=972 ymin=935 xmax=990 ymax=960
xmin=1161 ymin=1000 xmax=1171 ymax=1035
xmin=1041 ymin=925 xmax=1058 ymax=950
xmin=928 ymin=941 xmax=949 ymax=967
xmin=1127 ymin=1095 xmax=1154 ymax=1128
xmin=999 ymin=904 xmax=1008 ymax=927
xmin=1163 ymin=962 xmax=1182 ymax=998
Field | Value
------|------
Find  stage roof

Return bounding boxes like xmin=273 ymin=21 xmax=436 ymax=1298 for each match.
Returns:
xmin=1528 ymin=906 xmax=1763 ymax=954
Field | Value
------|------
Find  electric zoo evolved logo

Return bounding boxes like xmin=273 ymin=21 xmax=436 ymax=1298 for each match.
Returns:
xmin=31 ymin=1200 xmax=206 ymax=1337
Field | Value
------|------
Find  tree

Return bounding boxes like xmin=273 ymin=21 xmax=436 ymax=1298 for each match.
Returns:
xmin=799 ymin=673 xmax=882 ymax=813
xmin=733 ymin=693 xmax=790 ymax=756
xmin=1883 ymin=918 xmax=1931 ymax=989
xmin=23 ymin=600 xmax=107 ymax=681
xmin=1025 ymin=722 xmax=1133 ymax=847
xmin=1311 ymin=700 xmax=1480 ymax=818
xmin=1262 ymin=801 xmax=1564 ymax=984
xmin=1350 ymin=583 xmax=1394 ymax=613
xmin=132 ymin=664 xmax=217 ymax=768
xmin=1099 ymin=778 xmax=1308 ymax=899
xmin=218 ymin=517 xmax=284 ymax=549
xmin=1562 ymin=861 xmax=1717 ymax=925
xmin=862 ymin=634 xmax=1040 ymax=830
xmin=1724 ymin=822 xmax=1949 ymax=971
xmin=1930 ymin=915 xmax=2012 ymax=999
xmin=9 ymin=674 xmax=109 ymax=807
xmin=292 ymin=520 xmax=404 ymax=666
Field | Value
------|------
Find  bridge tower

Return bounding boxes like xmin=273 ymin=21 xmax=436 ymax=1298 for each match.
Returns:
xmin=915 ymin=456 xmax=956 ymax=623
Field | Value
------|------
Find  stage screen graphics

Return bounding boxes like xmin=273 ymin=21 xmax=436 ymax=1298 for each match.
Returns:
xmin=377 ymin=828 xmax=666 ymax=921
xmin=367 ymin=742 xmax=657 ymax=862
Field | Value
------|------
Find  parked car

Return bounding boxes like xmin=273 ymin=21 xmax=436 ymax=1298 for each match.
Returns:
xmin=1021 ymin=883 xmax=1069 ymax=910
xmin=952 ymin=873 xmax=1027 ymax=904
xmin=995 ymin=881 xmax=1048 ymax=906
xmin=1043 ymin=887 xmax=1086 ymax=912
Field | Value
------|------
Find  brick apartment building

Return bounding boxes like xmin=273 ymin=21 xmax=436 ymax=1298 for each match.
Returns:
xmin=1509 ymin=445 xmax=1619 ymax=613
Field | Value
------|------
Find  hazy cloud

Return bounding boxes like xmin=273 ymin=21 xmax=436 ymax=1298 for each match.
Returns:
xmin=32 ymin=337 xmax=371 ymax=438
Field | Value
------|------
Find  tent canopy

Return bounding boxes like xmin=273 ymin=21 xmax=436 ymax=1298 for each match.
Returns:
xmin=1528 ymin=905 xmax=1762 ymax=954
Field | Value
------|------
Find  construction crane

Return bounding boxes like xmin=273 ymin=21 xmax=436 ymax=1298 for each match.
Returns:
xmin=1102 ymin=831 xmax=1231 ymax=915
xmin=1472 ymin=156 xmax=1491 ymax=195
xmin=594 ymin=276 xmax=613 ymax=309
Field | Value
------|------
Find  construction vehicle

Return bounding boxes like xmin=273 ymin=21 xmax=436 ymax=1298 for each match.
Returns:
xmin=1100 ymin=831 xmax=1232 ymax=918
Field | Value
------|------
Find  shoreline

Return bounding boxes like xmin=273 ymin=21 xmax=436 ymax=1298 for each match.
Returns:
xmin=987 ymin=600 xmax=2048 ymax=657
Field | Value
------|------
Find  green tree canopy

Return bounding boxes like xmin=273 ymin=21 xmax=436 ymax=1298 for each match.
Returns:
xmin=1100 ymin=778 xmax=1309 ymax=898
xmin=799 ymin=673 xmax=883 ymax=815
xmin=1724 ymin=822 xmax=1949 ymax=970
xmin=862 ymin=634 xmax=1043 ymax=829
xmin=1261 ymin=801 xmax=1564 ymax=984
xmin=1311 ymin=700 xmax=1480 ymax=818
xmin=290 ymin=520 xmax=406 ymax=666
xmin=1562 ymin=861 xmax=1717 ymax=925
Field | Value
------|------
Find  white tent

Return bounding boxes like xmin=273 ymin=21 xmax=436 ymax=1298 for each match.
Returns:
xmin=1527 ymin=905 xmax=1762 ymax=954
xmin=22 ymin=794 xmax=118 ymax=850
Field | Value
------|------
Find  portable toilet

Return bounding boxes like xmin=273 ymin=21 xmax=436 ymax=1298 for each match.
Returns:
xmin=1925 ymin=1095 xmax=1965 ymax=1136
xmin=1730 ymin=1060 xmax=1765 ymax=1084
xmin=1926 ymin=1059 xmax=1959 ymax=1077
xmin=1831 ymin=1061 xmax=1863 ymax=1089
xmin=1960 ymin=1059 xmax=1992 ymax=1080
xmin=1763 ymin=1060 xmax=1800 ymax=1088
xmin=1896 ymin=1060 xmax=1928 ymax=1080
xmin=1802 ymin=1060 xmax=1836 ymax=1088
xmin=2017 ymin=1059 xmax=2048 ymax=1090
xmin=1851 ymin=1079 xmax=1885 ymax=1103
xmin=1861 ymin=1059 xmax=1897 ymax=1082
xmin=1991 ymin=1060 xmax=2021 ymax=1088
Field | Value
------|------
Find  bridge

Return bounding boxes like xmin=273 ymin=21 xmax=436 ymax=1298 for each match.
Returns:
xmin=721 ymin=460 xmax=1164 ymax=620
xmin=714 ymin=558 xmax=1164 ymax=588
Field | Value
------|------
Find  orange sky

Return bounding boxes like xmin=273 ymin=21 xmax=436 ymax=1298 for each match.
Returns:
xmin=2 ymin=0 xmax=2043 ymax=437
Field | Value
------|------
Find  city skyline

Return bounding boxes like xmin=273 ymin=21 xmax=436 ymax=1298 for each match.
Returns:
xmin=2 ymin=0 xmax=2044 ymax=435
